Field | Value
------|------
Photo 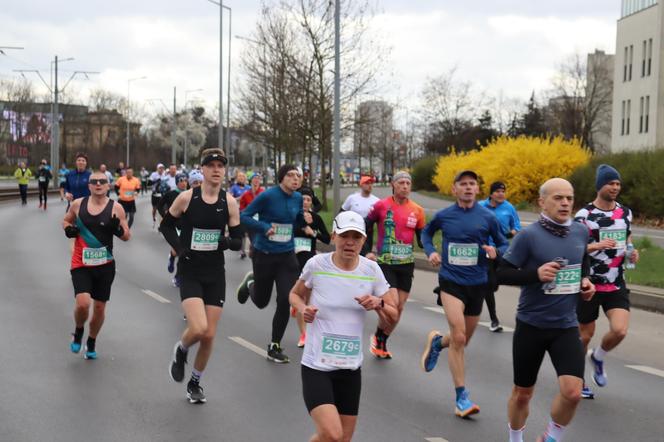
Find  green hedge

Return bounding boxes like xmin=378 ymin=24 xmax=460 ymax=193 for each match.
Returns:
xmin=568 ymin=150 xmax=664 ymax=218
xmin=411 ymin=156 xmax=439 ymax=191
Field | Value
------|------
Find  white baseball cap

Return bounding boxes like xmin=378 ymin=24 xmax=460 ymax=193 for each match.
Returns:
xmin=156 ymin=163 xmax=165 ymax=169
xmin=333 ymin=211 xmax=366 ymax=237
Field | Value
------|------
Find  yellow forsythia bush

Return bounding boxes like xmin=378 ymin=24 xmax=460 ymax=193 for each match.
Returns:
xmin=432 ymin=136 xmax=591 ymax=204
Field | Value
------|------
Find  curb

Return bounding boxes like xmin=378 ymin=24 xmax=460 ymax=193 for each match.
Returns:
xmin=317 ymin=242 xmax=664 ymax=315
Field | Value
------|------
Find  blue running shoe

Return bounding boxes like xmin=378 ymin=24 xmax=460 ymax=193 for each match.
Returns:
xmin=421 ymin=330 xmax=444 ymax=372
xmin=581 ymin=384 xmax=595 ymax=399
xmin=84 ymin=346 xmax=97 ymax=360
xmin=171 ymin=276 xmax=180 ymax=288
xmin=70 ymin=340 xmax=82 ymax=354
xmin=536 ymin=435 xmax=557 ymax=442
xmin=167 ymin=254 xmax=175 ymax=273
xmin=455 ymin=390 xmax=480 ymax=418
xmin=590 ymin=349 xmax=607 ymax=387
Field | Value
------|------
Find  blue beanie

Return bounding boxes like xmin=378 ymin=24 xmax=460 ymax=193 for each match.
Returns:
xmin=595 ymin=164 xmax=621 ymax=190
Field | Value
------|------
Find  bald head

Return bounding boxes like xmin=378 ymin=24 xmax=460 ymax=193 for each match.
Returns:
xmin=538 ymin=178 xmax=574 ymax=223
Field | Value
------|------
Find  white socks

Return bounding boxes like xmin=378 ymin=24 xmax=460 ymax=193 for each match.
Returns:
xmin=593 ymin=346 xmax=607 ymax=361
xmin=508 ymin=424 xmax=524 ymax=442
xmin=544 ymin=420 xmax=566 ymax=441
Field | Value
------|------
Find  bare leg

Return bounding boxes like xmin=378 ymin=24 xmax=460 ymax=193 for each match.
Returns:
xmin=600 ymin=308 xmax=629 ymax=352
xmin=74 ymin=293 xmax=92 ymax=327
xmin=550 ymin=375 xmax=582 ymax=425
xmin=508 ymin=385 xmax=534 ymax=430
xmin=181 ymin=298 xmax=209 ymax=348
xmin=193 ymin=305 xmax=223 ymax=372
xmin=380 ymin=289 xmax=409 ymax=335
xmin=88 ymin=300 xmax=107 ymax=338
xmin=309 ymin=404 xmax=357 ymax=442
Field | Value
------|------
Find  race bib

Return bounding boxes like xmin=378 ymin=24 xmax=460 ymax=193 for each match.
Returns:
xmin=448 ymin=243 xmax=479 ymax=266
xmin=38 ymin=176 xmax=46 ymax=182
xmin=599 ymin=228 xmax=627 ymax=249
xmin=269 ymin=223 xmax=292 ymax=242
xmin=545 ymin=264 xmax=582 ymax=295
xmin=190 ymin=228 xmax=221 ymax=251
xmin=389 ymin=243 xmax=413 ymax=261
xmin=316 ymin=333 xmax=361 ymax=369
xmin=124 ymin=190 xmax=134 ymax=197
xmin=82 ymin=247 xmax=109 ymax=266
xmin=294 ymin=237 xmax=312 ymax=253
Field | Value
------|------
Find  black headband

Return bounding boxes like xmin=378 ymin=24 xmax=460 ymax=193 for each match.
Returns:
xmin=201 ymin=153 xmax=228 ymax=166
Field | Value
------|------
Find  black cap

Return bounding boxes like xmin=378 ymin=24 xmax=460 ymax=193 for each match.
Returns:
xmin=490 ymin=181 xmax=506 ymax=194
xmin=298 ymin=186 xmax=314 ymax=198
xmin=201 ymin=151 xmax=228 ymax=166
xmin=278 ymin=164 xmax=298 ymax=183
xmin=454 ymin=170 xmax=478 ymax=182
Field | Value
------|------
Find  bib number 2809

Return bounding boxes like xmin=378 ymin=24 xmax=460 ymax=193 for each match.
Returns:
xmin=191 ymin=228 xmax=221 ymax=251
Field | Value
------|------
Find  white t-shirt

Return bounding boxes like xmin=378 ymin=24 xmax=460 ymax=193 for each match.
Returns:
xmin=300 ymin=253 xmax=390 ymax=372
xmin=341 ymin=192 xmax=380 ymax=219
xmin=161 ymin=173 xmax=177 ymax=191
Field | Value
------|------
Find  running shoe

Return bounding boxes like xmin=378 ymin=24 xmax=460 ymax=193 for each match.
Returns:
xmin=171 ymin=276 xmax=180 ymax=288
xmin=370 ymin=335 xmax=386 ymax=358
xmin=84 ymin=345 xmax=97 ymax=360
xmin=589 ymin=349 xmax=607 ymax=387
xmin=536 ymin=435 xmax=556 ymax=442
xmin=421 ymin=330 xmax=444 ymax=372
xmin=489 ymin=321 xmax=503 ymax=333
xmin=70 ymin=335 xmax=82 ymax=354
xmin=236 ymin=272 xmax=253 ymax=304
xmin=267 ymin=343 xmax=289 ymax=363
xmin=297 ymin=332 xmax=306 ymax=348
xmin=581 ymin=384 xmax=595 ymax=399
xmin=167 ymin=255 xmax=175 ymax=273
xmin=455 ymin=390 xmax=480 ymax=418
xmin=170 ymin=343 xmax=188 ymax=382
xmin=240 ymin=250 xmax=247 ymax=260
xmin=382 ymin=339 xmax=393 ymax=359
xmin=187 ymin=380 xmax=207 ymax=404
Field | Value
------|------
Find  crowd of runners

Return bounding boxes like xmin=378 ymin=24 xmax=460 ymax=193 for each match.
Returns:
xmin=50 ymin=146 xmax=640 ymax=442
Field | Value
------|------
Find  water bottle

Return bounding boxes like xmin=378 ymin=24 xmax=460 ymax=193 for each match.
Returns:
xmin=625 ymin=243 xmax=636 ymax=270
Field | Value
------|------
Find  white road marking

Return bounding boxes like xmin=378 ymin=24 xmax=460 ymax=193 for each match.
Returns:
xmin=478 ymin=321 xmax=514 ymax=332
xmin=425 ymin=438 xmax=450 ymax=442
xmin=626 ymin=365 xmax=664 ymax=379
xmin=423 ymin=306 xmax=445 ymax=315
xmin=141 ymin=289 xmax=171 ymax=304
xmin=229 ymin=336 xmax=268 ymax=358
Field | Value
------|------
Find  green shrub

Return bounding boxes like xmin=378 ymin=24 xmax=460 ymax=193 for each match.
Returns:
xmin=568 ymin=150 xmax=664 ymax=218
xmin=411 ymin=156 xmax=439 ymax=191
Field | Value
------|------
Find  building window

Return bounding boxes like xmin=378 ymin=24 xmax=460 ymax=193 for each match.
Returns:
xmin=629 ymin=45 xmax=633 ymax=81
xmin=621 ymin=100 xmax=626 ymax=135
xmin=642 ymin=40 xmax=647 ymax=77
xmin=639 ymin=96 xmax=644 ymax=133
xmin=624 ymin=47 xmax=628 ymax=82
xmin=645 ymin=95 xmax=650 ymax=132
xmin=648 ymin=38 xmax=653 ymax=76
xmin=626 ymin=99 xmax=631 ymax=135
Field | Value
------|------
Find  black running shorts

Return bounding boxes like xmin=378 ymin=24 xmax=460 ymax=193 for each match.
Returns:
xmin=71 ymin=262 xmax=116 ymax=302
xmin=151 ymin=194 xmax=162 ymax=208
xmin=512 ymin=319 xmax=585 ymax=388
xmin=379 ymin=263 xmax=415 ymax=293
xmin=301 ymin=365 xmax=362 ymax=416
xmin=118 ymin=199 xmax=136 ymax=213
xmin=438 ymin=277 xmax=491 ymax=316
xmin=178 ymin=261 xmax=226 ymax=307
xmin=577 ymin=287 xmax=630 ymax=324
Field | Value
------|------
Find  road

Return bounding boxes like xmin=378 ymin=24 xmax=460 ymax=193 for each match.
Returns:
xmin=1 ymin=196 xmax=663 ymax=441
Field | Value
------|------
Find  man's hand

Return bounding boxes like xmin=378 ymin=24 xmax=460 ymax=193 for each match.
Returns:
xmin=355 ymin=295 xmax=382 ymax=311
xmin=428 ymin=252 xmax=441 ymax=267
xmin=482 ymin=245 xmax=497 ymax=260
xmin=266 ymin=224 xmax=276 ymax=237
xmin=592 ymin=238 xmax=617 ymax=251
xmin=580 ymin=277 xmax=595 ymax=301
xmin=65 ymin=192 xmax=74 ymax=202
xmin=64 ymin=225 xmax=80 ymax=238
xmin=537 ymin=261 xmax=561 ymax=282
xmin=302 ymin=305 xmax=319 ymax=323
xmin=630 ymin=248 xmax=640 ymax=264
xmin=366 ymin=252 xmax=377 ymax=262
xmin=303 ymin=211 xmax=313 ymax=224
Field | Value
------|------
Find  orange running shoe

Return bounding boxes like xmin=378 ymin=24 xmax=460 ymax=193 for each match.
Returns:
xmin=370 ymin=335 xmax=386 ymax=358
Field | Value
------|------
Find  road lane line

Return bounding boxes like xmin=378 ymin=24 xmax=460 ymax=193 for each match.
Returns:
xmin=229 ymin=336 xmax=268 ymax=358
xmin=478 ymin=321 xmax=514 ymax=332
xmin=425 ymin=438 xmax=450 ymax=442
xmin=625 ymin=365 xmax=664 ymax=378
xmin=423 ymin=306 xmax=445 ymax=315
xmin=141 ymin=289 xmax=171 ymax=304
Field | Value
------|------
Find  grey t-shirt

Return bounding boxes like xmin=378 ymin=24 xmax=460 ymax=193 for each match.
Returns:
xmin=502 ymin=221 xmax=589 ymax=329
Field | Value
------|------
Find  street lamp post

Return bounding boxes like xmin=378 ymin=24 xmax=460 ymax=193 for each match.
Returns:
xmin=333 ymin=0 xmax=341 ymax=212
xmin=184 ymin=88 xmax=204 ymax=168
xmin=127 ymin=76 xmax=147 ymax=167
xmin=207 ymin=1 xmax=232 ymax=155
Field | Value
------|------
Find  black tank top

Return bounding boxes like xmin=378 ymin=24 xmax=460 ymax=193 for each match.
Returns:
xmin=179 ymin=186 xmax=229 ymax=265
xmin=80 ymin=197 xmax=115 ymax=252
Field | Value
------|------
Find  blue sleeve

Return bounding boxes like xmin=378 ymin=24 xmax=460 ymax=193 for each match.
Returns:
xmin=502 ymin=229 xmax=529 ymax=268
xmin=240 ymin=191 xmax=271 ymax=234
xmin=511 ymin=204 xmax=522 ymax=232
xmin=489 ymin=213 xmax=509 ymax=254
xmin=64 ymin=174 xmax=71 ymax=193
xmin=422 ymin=214 xmax=441 ymax=256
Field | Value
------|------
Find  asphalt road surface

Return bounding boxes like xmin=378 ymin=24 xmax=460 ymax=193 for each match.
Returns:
xmin=1 ymin=196 xmax=663 ymax=442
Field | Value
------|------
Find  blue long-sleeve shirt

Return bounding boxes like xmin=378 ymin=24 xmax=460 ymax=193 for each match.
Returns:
xmin=479 ymin=198 xmax=522 ymax=242
xmin=64 ymin=169 xmax=91 ymax=200
xmin=422 ymin=202 xmax=508 ymax=285
xmin=241 ymin=186 xmax=303 ymax=254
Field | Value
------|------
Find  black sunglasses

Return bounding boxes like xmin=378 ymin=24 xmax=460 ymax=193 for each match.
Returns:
xmin=89 ymin=179 xmax=108 ymax=185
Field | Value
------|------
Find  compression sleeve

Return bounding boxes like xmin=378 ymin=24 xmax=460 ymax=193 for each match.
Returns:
xmin=220 ymin=224 xmax=244 ymax=251
xmin=582 ymin=253 xmax=591 ymax=278
xmin=159 ymin=211 xmax=184 ymax=256
xmin=496 ymin=258 xmax=540 ymax=286
xmin=415 ymin=229 xmax=423 ymax=249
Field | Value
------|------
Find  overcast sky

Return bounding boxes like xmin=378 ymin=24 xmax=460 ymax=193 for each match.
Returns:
xmin=0 ymin=0 xmax=620 ymax=127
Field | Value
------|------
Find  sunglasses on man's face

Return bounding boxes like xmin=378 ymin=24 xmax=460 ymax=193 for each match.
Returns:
xmin=89 ymin=179 xmax=108 ymax=185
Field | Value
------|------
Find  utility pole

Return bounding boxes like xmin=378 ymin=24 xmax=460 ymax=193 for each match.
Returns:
xmin=172 ymin=86 xmax=177 ymax=165
xmin=332 ymin=0 xmax=341 ymax=212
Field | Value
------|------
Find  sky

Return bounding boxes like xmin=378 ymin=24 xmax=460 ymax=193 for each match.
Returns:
xmin=0 ymin=0 xmax=620 ymax=128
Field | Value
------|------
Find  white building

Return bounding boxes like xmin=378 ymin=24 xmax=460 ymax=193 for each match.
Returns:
xmin=611 ymin=0 xmax=660 ymax=151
